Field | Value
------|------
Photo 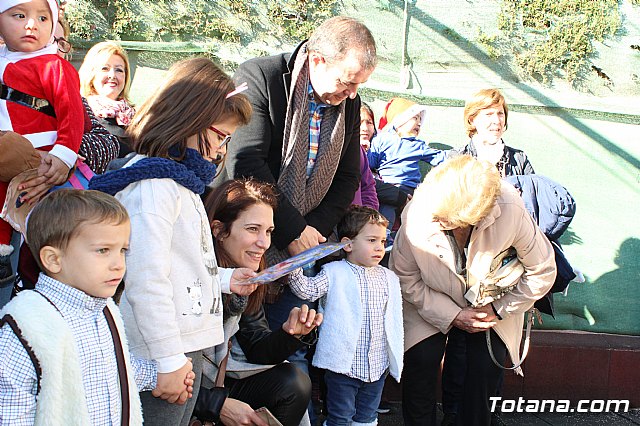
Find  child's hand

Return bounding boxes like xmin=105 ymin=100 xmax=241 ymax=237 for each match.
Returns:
xmin=38 ymin=153 xmax=71 ymax=185
xmin=183 ymin=358 xmax=196 ymax=399
xmin=229 ymin=267 xmax=258 ymax=296
xmin=152 ymin=359 xmax=193 ymax=404
xmin=282 ymin=304 xmax=323 ymax=336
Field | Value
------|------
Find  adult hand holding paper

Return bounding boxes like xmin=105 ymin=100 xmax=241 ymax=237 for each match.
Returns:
xmin=236 ymin=241 xmax=348 ymax=285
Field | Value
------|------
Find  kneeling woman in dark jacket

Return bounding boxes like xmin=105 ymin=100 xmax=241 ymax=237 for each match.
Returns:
xmin=198 ymin=179 xmax=321 ymax=426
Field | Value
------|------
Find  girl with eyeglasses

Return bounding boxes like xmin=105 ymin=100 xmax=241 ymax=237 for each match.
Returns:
xmin=89 ymin=57 xmax=260 ymax=426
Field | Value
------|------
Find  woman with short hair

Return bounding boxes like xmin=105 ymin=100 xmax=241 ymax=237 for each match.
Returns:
xmin=459 ymin=88 xmax=534 ymax=177
xmin=390 ymin=155 xmax=555 ymax=426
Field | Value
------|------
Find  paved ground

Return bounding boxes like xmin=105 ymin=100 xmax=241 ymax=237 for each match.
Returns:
xmin=313 ymin=401 xmax=640 ymax=425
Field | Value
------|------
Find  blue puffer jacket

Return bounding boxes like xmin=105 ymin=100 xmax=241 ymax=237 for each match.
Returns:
xmin=368 ymin=129 xmax=446 ymax=188
xmin=505 ymin=174 xmax=578 ymax=316
xmin=505 ymin=174 xmax=576 ymax=242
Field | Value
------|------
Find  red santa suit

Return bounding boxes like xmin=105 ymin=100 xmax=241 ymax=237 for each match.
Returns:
xmin=0 ymin=44 xmax=84 ymax=245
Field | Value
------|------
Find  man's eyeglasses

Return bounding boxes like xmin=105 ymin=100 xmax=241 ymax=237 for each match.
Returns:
xmin=208 ymin=125 xmax=232 ymax=148
xmin=54 ymin=36 xmax=72 ymax=54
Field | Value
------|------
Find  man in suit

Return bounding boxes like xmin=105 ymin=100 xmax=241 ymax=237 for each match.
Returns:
xmin=215 ymin=16 xmax=377 ymax=257
xmin=213 ymin=15 xmax=377 ymax=412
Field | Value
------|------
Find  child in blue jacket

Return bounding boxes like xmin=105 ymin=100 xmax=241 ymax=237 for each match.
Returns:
xmin=368 ymin=98 xmax=446 ymax=235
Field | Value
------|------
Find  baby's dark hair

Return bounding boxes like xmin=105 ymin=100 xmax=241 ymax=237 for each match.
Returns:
xmin=27 ymin=190 xmax=129 ymax=271
xmin=337 ymin=205 xmax=389 ymax=241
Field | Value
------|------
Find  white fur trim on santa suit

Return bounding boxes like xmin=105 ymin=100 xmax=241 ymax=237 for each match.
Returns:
xmin=0 ymin=0 xmax=59 ymax=44
xmin=23 ymin=130 xmax=57 ymax=148
xmin=24 ymin=131 xmax=77 ymax=167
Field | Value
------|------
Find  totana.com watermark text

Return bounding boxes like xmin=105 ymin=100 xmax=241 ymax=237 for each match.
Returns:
xmin=490 ymin=397 xmax=630 ymax=413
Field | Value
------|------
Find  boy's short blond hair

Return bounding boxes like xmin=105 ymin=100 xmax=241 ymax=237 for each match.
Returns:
xmin=27 ymin=190 xmax=129 ymax=271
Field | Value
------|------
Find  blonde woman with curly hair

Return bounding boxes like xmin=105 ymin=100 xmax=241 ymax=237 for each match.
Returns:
xmin=79 ymin=41 xmax=135 ymax=156
xmin=390 ymin=155 xmax=555 ymax=426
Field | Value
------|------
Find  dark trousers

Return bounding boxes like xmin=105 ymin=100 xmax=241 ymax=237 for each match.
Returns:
xmin=263 ymin=285 xmax=318 ymax=422
xmin=225 ymin=363 xmax=311 ymax=426
xmin=402 ymin=329 xmax=507 ymax=426
xmin=442 ymin=329 xmax=505 ymax=417
xmin=442 ymin=328 xmax=466 ymax=414
xmin=377 ymin=183 xmax=414 ymax=233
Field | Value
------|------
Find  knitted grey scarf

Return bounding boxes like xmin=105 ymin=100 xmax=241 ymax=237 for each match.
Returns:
xmin=266 ymin=43 xmax=346 ymax=268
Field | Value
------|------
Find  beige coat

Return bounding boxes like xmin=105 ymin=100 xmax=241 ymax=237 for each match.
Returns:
xmin=389 ymin=181 xmax=556 ymax=371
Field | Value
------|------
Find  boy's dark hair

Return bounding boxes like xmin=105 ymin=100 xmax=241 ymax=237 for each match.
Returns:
xmin=337 ymin=205 xmax=389 ymax=241
xmin=27 ymin=190 xmax=129 ymax=271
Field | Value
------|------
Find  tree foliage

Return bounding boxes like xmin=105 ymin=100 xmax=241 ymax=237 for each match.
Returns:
xmin=498 ymin=0 xmax=621 ymax=85
xmin=266 ymin=0 xmax=339 ymax=41
xmin=66 ymin=0 xmax=252 ymax=42
xmin=66 ymin=0 xmax=338 ymax=44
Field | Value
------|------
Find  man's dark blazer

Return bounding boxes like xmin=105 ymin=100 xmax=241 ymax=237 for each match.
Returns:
xmin=213 ymin=42 xmax=361 ymax=250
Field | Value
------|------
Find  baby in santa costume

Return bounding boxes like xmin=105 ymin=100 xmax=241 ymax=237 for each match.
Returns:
xmin=0 ymin=0 xmax=83 ymax=288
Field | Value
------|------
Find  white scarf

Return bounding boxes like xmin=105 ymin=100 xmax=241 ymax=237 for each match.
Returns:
xmin=471 ymin=137 xmax=505 ymax=167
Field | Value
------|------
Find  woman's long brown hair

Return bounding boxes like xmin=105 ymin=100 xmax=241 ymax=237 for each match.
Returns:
xmin=204 ymin=179 xmax=278 ymax=315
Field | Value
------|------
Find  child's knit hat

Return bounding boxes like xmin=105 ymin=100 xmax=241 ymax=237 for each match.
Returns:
xmin=0 ymin=0 xmax=60 ymax=42
xmin=378 ymin=97 xmax=428 ymax=132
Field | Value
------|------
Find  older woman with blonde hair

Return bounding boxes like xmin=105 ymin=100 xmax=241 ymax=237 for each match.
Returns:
xmin=459 ymin=88 xmax=534 ymax=177
xmin=390 ymin=155 xmax=555 ymax=426
xmin=79 ymin=41 xmax=134 ymax=156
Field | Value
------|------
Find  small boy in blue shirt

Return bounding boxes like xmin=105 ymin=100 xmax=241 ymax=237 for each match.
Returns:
xmin=368 ymin=98 xmax=447 ymax=237
xmin=0 ymin=190 xmax=194 ymax=425
xmin=289 ymin=205 xmax=404 ymax=426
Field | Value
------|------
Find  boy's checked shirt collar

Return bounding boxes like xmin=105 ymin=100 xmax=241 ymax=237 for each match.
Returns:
xmin=0 ymin=274 xmax=156 ymax=425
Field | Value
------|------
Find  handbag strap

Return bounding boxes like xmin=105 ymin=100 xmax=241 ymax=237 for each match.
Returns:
xmin=67 ymin=161 xmax=96 ymax=189
xmin=215 ymin=340 xmax=232 ymax=388
xmin=486 ymin=308 xmax=539 ymax=371
xmin=103 ymin=306 xmax=130 ymax=426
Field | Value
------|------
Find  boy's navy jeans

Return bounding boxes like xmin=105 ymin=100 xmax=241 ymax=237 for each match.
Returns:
xmin=324 ymin=369 xmax=387 ymax=425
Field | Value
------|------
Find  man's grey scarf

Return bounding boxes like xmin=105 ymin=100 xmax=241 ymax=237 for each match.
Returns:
xmin=266 ymin=43 xmax=346 ymax=270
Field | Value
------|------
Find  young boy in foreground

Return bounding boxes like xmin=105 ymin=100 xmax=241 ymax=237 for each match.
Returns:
xmin=289 ymin=205 xmax=404 ymax=426
xmin=0 ymin=190 xmax=194 ymax=425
